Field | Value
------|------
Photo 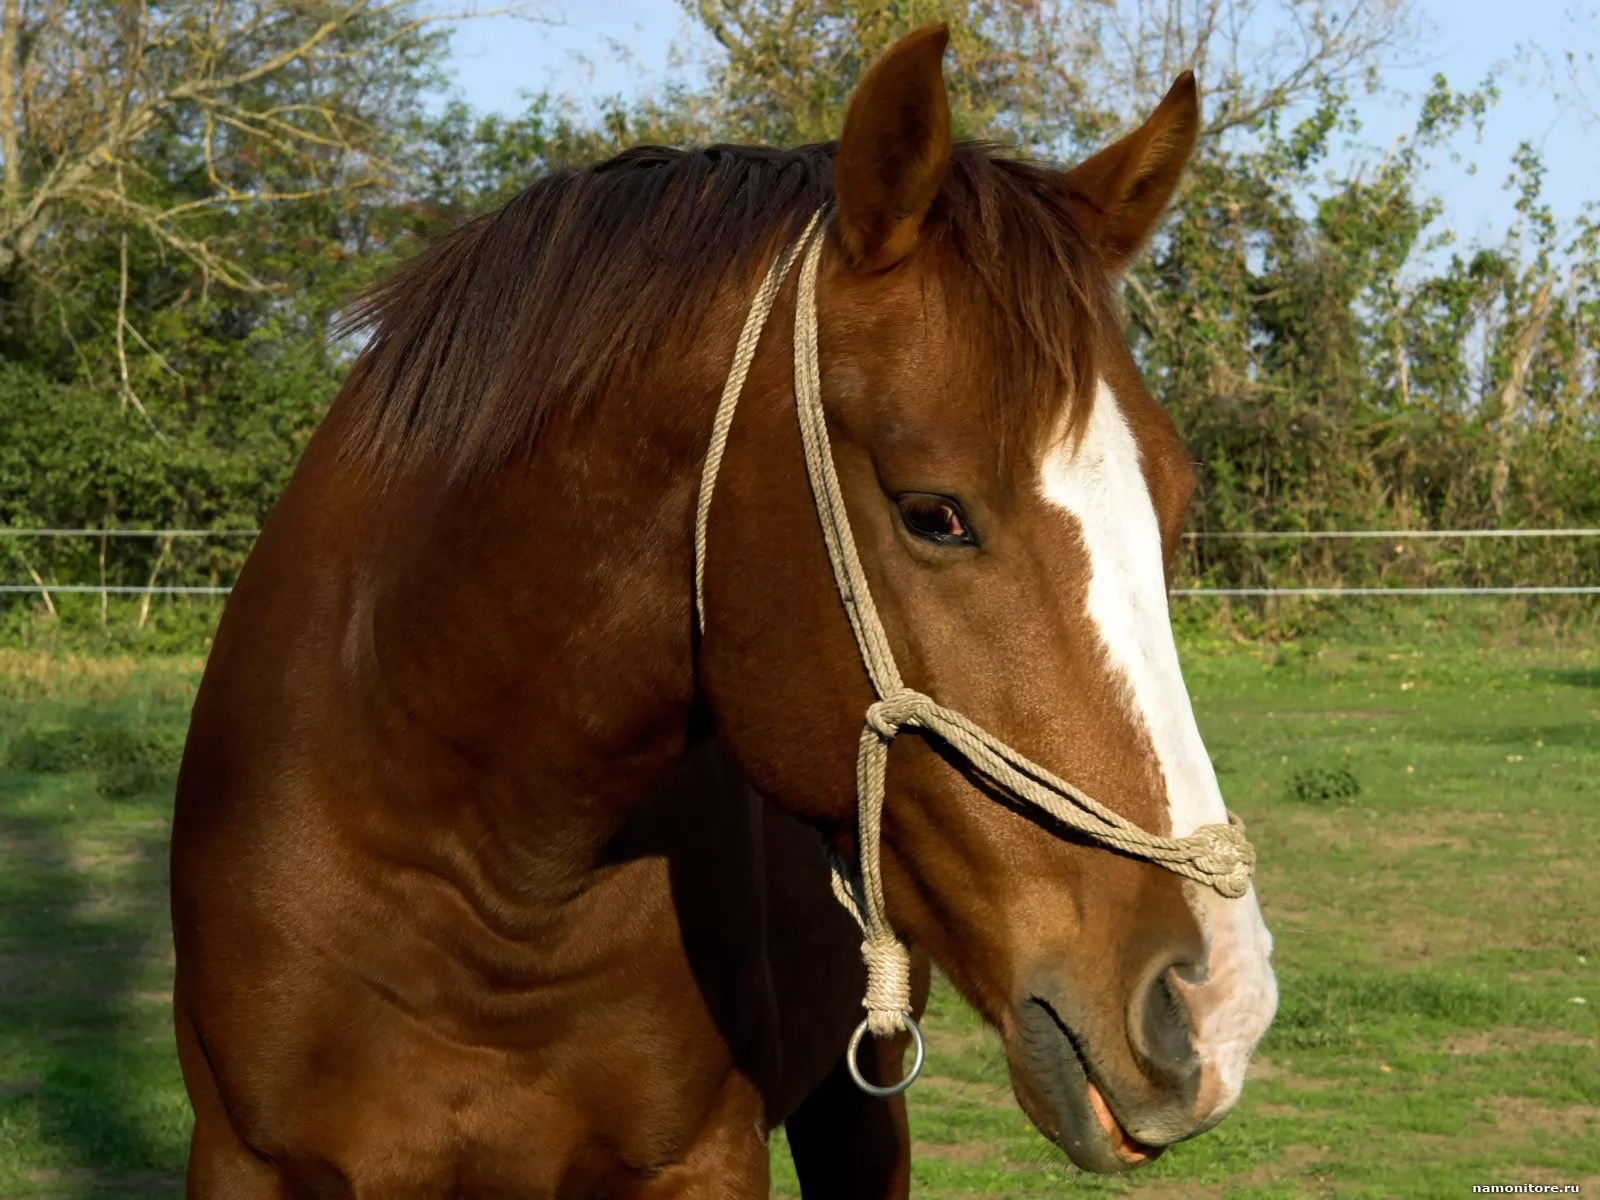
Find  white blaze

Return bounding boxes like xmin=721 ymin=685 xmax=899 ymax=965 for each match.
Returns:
xmin=1040 ymin=378 xmax=1277 ymax=1118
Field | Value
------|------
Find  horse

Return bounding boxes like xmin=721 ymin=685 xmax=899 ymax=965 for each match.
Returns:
xmin=169 ymin=25 xmax=1277 ymax=1198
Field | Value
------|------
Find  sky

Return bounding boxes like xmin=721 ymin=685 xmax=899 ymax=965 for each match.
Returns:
xmin=443 ymin=1 xmax=1595 ymax=252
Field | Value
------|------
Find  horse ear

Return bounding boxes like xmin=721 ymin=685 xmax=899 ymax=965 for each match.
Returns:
xmin=834 ymin=25 xmax=953 ymax=272
xmin=1065 ymin=72 xmax=1200 ymax=273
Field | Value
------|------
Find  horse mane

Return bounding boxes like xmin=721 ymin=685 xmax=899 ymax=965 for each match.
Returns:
xmin=336 ymin=142 xmax=1106 ymax=481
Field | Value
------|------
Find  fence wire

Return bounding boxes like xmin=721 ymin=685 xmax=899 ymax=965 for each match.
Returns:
xmin=4 ymin=527 xmax=1596 ymax=541
xmin=3 ymin=528 xmax=1597 ymax=599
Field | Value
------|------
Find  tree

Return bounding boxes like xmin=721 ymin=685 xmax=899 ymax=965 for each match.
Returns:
xmin=0 ymin=0 xmax=530 ymax=412
xmin=5 ymin=0 xmax=1597 ymax=640
xmin=0 ymin=0 xmax=524 ymax=636
xmin=669 ymin=0 xmax=1418 ymax=154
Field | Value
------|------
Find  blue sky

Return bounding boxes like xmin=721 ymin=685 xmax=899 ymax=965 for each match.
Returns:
xmin=443 ymin=1 xmax=1594 ymax=251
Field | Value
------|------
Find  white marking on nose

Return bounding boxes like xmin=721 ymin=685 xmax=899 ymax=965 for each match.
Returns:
xmin=1040 ymin=378 xmax=1277 ymax=1118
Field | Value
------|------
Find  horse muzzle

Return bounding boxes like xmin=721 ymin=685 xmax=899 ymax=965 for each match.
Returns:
xmin=1006 ymin=894 xmax=1278 ymax=1173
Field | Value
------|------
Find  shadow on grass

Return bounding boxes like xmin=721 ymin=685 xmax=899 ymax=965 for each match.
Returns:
xmin=1528 ymin=667 xmax=1600 ymax=690
xmin=0 ymin=768 xmax=186 ymax=1196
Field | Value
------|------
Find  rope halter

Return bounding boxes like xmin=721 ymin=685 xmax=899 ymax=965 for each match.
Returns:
xmin=693 ymin=209 xmax=1257 ymax=1096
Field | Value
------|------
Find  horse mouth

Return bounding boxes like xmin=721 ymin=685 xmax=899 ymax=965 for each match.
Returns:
xmin=1009 ymin=996 xmax=1164 ymax=1174
xmin=1086 ymin=1079 xmax=1159 ymax=1165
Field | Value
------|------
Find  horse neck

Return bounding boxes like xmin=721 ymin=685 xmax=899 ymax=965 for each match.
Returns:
xmin=347 ymin=360 xmax=725 ymax=874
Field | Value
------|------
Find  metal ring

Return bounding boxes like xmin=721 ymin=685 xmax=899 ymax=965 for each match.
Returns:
xmin=845 ymin=1014 xmax=925 ymax=1098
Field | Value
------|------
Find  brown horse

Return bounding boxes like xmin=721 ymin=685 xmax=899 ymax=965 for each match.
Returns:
xmin=170 ymin=26 xmax=1276 ymax=1198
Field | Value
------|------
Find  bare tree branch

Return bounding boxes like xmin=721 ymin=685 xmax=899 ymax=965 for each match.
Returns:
xmin=0 ymin=0 xmax=540 ymax=279
xmin=0 ymin=0 xmax=18 ymax=210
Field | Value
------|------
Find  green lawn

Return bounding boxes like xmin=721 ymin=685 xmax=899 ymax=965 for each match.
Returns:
xmin=2 ymin=619 xmax=1597 ymax=1198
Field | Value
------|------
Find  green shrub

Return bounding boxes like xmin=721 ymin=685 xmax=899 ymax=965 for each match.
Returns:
xmin=3 ymin=716 xmax=184 ymax=796
xmin=4 ymin=726 xmax=91 ymax=773
xmin=1284 ymin=764 xmax=1362 ymax=805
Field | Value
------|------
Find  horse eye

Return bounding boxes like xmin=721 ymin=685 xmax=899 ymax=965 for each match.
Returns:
xmin=896 ymin=494 xmax=976 ymax=546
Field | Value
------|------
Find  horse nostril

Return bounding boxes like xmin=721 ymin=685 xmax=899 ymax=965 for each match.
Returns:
xmin=1135 ymin=966 xmax=1199 ymax=1084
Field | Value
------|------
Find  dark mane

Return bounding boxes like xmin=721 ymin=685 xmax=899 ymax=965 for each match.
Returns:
xmin=337 ymin=142 xmax=1105 ymax=480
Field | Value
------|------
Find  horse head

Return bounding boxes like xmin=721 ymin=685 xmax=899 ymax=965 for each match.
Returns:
xmin=698 ymin=27 xmax=1277 ymax=1172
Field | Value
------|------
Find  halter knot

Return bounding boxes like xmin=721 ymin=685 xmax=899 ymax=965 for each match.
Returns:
xmin=866 ymin=688 xmax=927 ymax=740
xmin=1181 ymin=817 xmax=1255 ymax=898
xmin=860 ymin=933 xmax=913 ymax=1037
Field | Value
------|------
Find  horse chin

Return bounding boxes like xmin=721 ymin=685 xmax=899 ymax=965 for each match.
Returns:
xmin=1006 ymin=997 xmax=1165 ymax=1175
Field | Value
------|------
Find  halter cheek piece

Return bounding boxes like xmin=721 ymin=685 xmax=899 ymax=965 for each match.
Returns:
xmin=693 ymin=208 xmax=1256 ymax=1097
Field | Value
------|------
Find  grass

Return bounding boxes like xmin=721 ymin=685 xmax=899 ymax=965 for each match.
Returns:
xmin=1 ymin=619 xmax=1597 ymax=1198
xmin=0 ymin=653 xmax=201 ymax=1198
